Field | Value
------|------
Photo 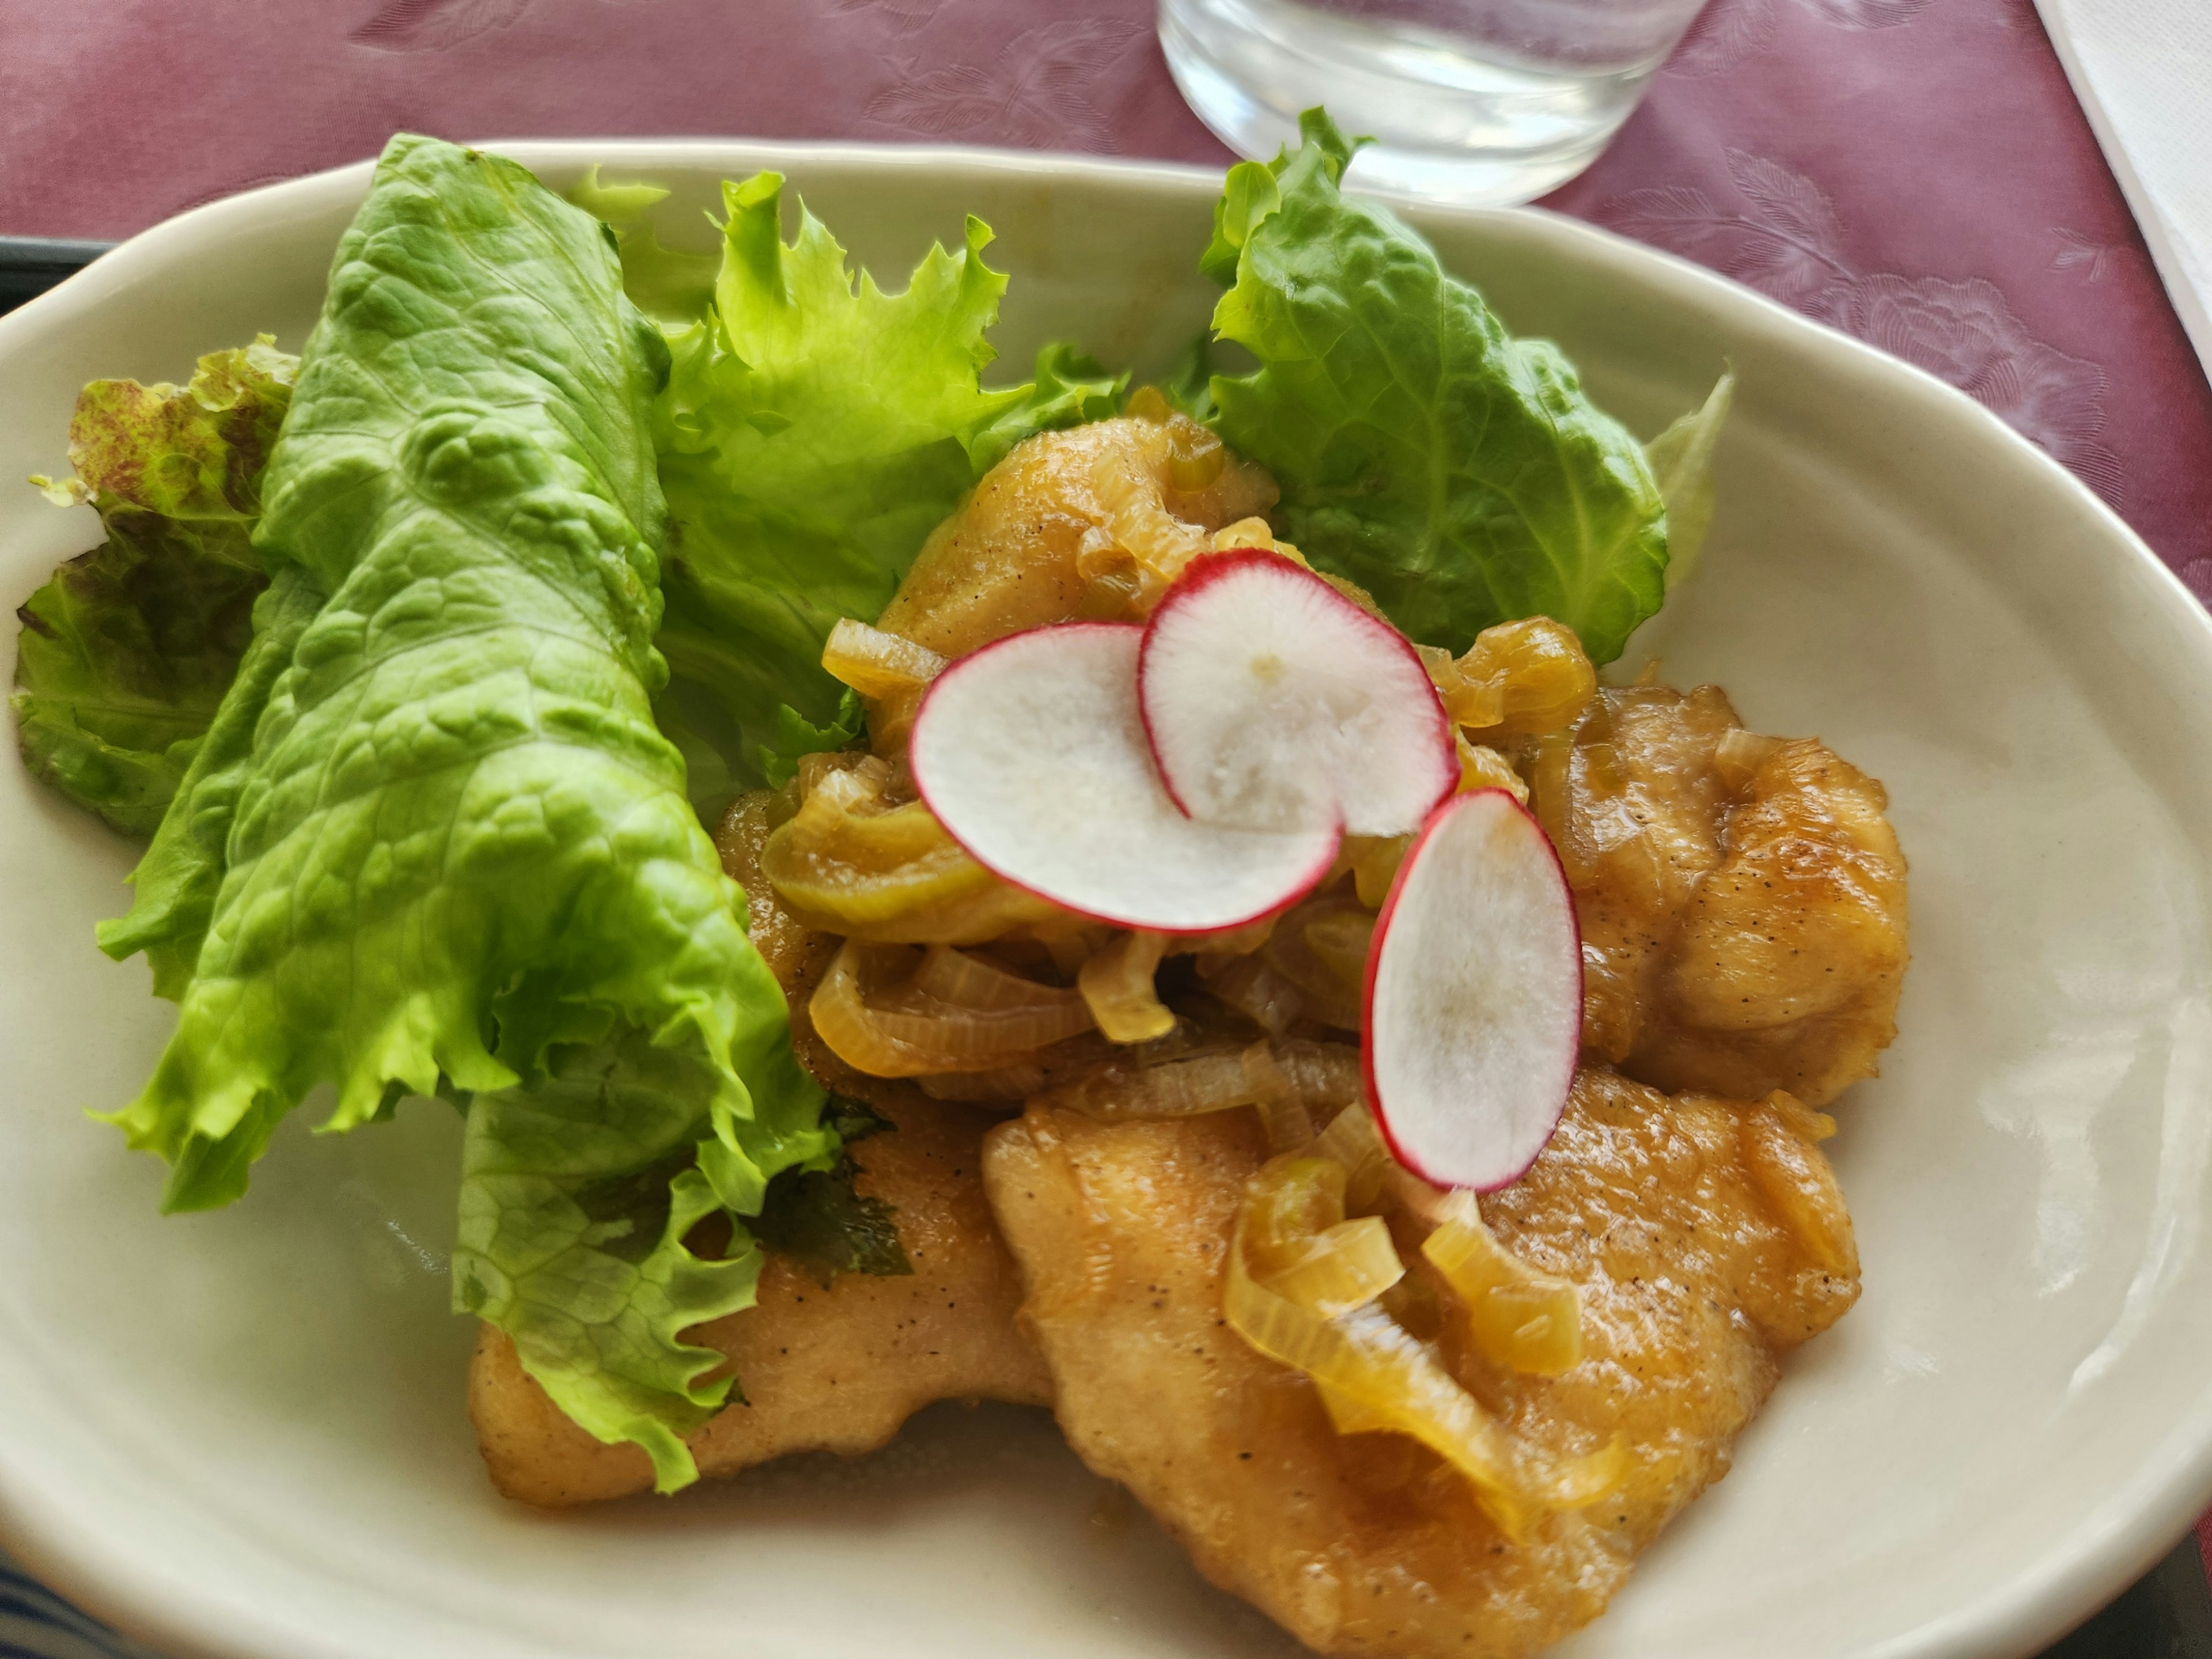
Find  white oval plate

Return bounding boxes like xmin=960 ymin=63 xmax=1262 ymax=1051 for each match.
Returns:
xmin=3 ymin=142 xmax=2211 ymax=1659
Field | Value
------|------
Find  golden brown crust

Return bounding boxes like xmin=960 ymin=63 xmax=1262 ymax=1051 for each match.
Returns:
xmin=874 ymin=417 xmax=1275 ymax=659
xmin=1547 ymin=688 xmax=1909 ymax=1107
xmin=983 ymin=1071 xmax=1858 ymax=1659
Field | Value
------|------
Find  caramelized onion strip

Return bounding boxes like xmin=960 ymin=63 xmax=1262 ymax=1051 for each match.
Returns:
xmin=1422 ymin=1194 xmax=1585 ymax=1377
xmin=810 ymin=942 xmax=1093 ymax=1077
xmin=1225 ymin=1156 xmax=1624 ymax=1542
xmin=821 ymin=618 xmax=947 ymax=699
xmin=1078 ymin=931 xmax=1176 ymax=1043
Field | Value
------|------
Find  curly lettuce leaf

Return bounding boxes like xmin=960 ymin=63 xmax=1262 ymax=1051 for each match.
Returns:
xmin=1202 ymin=110 xmax=1670 ymax=664
xmin=104 ymin=135 xmax=811 ymax=1222
xmin=566 ymin=166 xmax=718 ymax=328
xmin=12 ymin=339 xmax=295 ymax=832
xmin=759 ymin=687 xmax=864 ymax=789
xmin=651 ymin=173 xmax=1119 ymax=805
xmin=455 ymin=1029 xmax=834 ymax=1493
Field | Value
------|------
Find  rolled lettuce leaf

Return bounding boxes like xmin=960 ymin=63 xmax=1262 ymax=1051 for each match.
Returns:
xmin=98 ymin=137 xmax=832 ymax=1484
xmin=12 ymin=339 xmax=294 ymax=832
xmin=1201 ymin=111 xmax=1671 ymax=665
xmin=94 ymin=563 xmax=326 ymax=999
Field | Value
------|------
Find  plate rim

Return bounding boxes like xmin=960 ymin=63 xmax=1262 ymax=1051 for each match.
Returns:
xmin=3 ymin=135 xmax=2210 ymax=1659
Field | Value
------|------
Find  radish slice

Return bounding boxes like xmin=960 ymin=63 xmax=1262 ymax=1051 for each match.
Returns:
xmin=909 ymin=622 xmax=1340 ymax=934
xmin=1138 ymin=550 xmax=1456 ymax=836
xmin=1363 ymin=789 xmax=1582 ymax=1191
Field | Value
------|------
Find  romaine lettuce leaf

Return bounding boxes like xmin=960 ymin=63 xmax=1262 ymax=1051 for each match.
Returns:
xmin=649 ymin=173 xmax=1119 ymax=806
xmin=95 ymin=136 xmax=837 ymax=1484
xmin=1201 ymin=111 xmax=1671 ymax=664
xmin=103 ymin=134 xmax=819 ymax=1213
xmin=96 ymin=564 xmax=326 ymax=999
xmin=12 ymin=339 xmax=295 ymax=833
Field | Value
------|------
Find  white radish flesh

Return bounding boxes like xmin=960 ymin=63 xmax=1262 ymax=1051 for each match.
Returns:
xmin=908 ymin=623 xmax=1339 ymax=935
xmin=1138 ymin=551 xmax=1456 ymax=837
xmin=1363 ymin=789 xmax=1582 ymax=1191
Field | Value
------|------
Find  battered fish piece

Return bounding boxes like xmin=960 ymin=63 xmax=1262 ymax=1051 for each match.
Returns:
xmin=468 ymin=795 xmax=1050 ymax=1506
xmin=1543 ymin=684 xmax=1908 ymax=1107
xmin=876 ymin=415 xmax=1277 ymax=659
xmin=985 ymin=1073 xmax=1858 ymax=1659
xmin=473 ymin=1091 xmax=1051 ymax=1506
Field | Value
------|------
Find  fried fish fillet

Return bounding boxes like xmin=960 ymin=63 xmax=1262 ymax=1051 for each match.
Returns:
xmin=1555 ymin=684 xmax=1908 ymax=1107
xmin=984 ymin=1071 xmax=1858 ymax=1659
xmin=472 ymin=1089 xmax=1050 ymax=1506
xmin=468 ymin=797 xmax=1049 ymax=1506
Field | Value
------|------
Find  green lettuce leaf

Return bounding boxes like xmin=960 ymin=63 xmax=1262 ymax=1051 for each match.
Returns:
xmin=759 ymin=687 xmax=864 ymax=789
xmin=104 ymin=135 xmax=816 ymax=1225
xmin=1645 ymin=367 xmax=1735 ymax=593
xmin=566 ymin=166 xmax=719 ymax=328
xmin=12 ymin=339 xmax=295 ymax=832
xmin=454 ymin=1028 xmax=834 ymax=1493
xmin=1202 ymin=110 xmax=1670 ymax=664
xmin=93 ymin=136 xmax=839 ymax=1483
xmin=94 ymin=564 xmax=326 ymax=998
xmin=650 ymin=172 xmax=1118 ymax=805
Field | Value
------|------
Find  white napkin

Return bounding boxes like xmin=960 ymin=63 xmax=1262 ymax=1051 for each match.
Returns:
xmin=2035 ymin=0 xmax=2212 ymax=387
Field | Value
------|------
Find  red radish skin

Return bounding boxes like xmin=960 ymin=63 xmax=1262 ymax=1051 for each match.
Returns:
xmin=1361 ymin=788 xmax=1584 ymax=1192
xmin=908 ymin=622 xmax=1341 ymax=935
xmin=1137 ymin=550 xmax=1456 ymax=838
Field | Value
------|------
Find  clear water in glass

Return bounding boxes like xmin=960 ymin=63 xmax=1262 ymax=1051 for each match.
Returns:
xmin=1158 ymin=0 xmax=1712 ymax=205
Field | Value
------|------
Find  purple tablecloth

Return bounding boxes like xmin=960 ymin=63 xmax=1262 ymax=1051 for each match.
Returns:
xmin=4 ymin=0 xmax=2211 ymax=1634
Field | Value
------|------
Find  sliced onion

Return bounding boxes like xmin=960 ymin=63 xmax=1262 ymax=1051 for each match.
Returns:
xmin=1310 ymin=1099 xmax=1393 ymax=1211
xmin=822 ymin=617 xmax=948 ymax=699
xmin=1225 ymin=1156 xmax=1624 ymax=1541
xmin=1240 ymin=1041 xmax=1315 ymax=1152
xmin=1090 ymin=436 xmax=1207 ymax=597
xmin=1523 ymin=731 xmax=1593 ymax=890
xmin=810 ymin=941 xmax=1093 ymax=1077
xmin=1301 ymin=907 xmax=1376 ymax=992
xmin=1421 ymin=1194 xmax=1585 ymax=1378
xmin=1456 ymin=734 xmax=1530 ymax=804
xmin=810 ymin=943 xmax=943 ymax=1077
xmin=914 ymin=944 xmax=1082 ymax=1014
xmin=1272 ymin=1040 xmax=1365 ymax=1118
xmin=762 ymin=775 xmax=1067 ymax=944
xmin=1343 ymin=835 xmax=1411 ymax=908
xmin=1078 ymin=931 xmax=1176 ymax=1043
xmin=1714 ymin=726 xmax=1784 ymax=793
xmin=1200 ymin=952 xmax=1305 ymax=1036
xmin=1260 ymin=891 xmax=1369 ymax=1030
xmin=1435 ymin=618 xmax=1597 ymax=739
xmin=1038 ymin=1047 xmax=1254 ymax=1120
xmin=863 ymin=998 xmax=1093 ymax=1062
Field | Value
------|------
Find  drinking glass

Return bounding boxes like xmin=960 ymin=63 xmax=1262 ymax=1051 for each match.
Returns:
xmin=1158 ymin=0 xmax=1714 ymax=205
